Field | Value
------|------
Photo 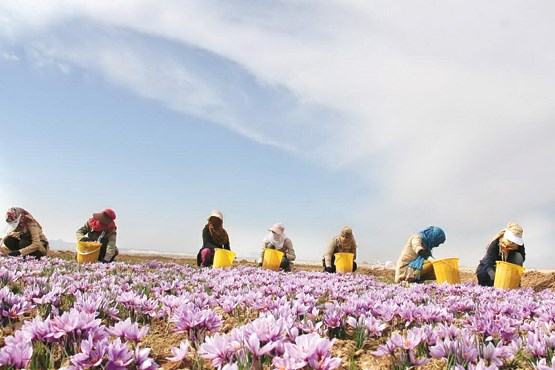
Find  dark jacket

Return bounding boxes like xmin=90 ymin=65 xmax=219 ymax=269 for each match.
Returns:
xmin=196 ymin=225 xmax=231 ymax=266
xmin=476 ymin=238 xmax=525 ymax=284
xmin=202 ymin=225 xmax=230 ymax=250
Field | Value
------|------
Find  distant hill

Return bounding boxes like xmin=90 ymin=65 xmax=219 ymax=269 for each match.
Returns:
xmin=49 ymin=239 xmax=76 ymax=251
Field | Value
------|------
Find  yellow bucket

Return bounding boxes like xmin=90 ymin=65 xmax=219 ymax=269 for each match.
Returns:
xmin=76 ymin=242 xmax=101 ymax=264
xmin=494 ymin=261 xmax=525 ymax=289
xmin=431 ymin=258 xmax=461 ymax=284
xmin=334 ymin=252 xmax=354 ymax=273
xmin=213 ymin=248 xmax=236 ymax=268
xmin=262 ymin=248 xmax=284 ymax=271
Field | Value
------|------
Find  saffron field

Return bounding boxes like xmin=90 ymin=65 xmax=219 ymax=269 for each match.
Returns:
xmin=0 ymin=257 xmax=554 ymax=369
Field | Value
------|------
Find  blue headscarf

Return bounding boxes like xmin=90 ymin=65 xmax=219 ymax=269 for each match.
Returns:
xmin=419 ymin=226 xmax=446 ymax=250
xmin=407 ymin=226 xmax=446 ymax=271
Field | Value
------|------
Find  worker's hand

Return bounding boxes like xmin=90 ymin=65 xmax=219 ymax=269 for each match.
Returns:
xmin=79 ymin=237 xmax=92 ymax=242
xmin=427 ymin=256 xmax=435 ymax=262
xmin=8 ymin=250 xmax=21 ymax=257
xmin=324 ymin=266 xmax=334 ymax=273
xmin=488 ymin=270 xmax=495 ymax=282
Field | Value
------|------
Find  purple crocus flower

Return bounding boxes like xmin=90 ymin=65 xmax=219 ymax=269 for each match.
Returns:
xmin=282 ymin=332 xmax=340 ymax=369
xmin=140 ymin=298 xmax=159 ymax=318
xmin=107 ymin=318 xmax=149 ymax=343
xmin=135 ymin=346 xmax=159 ymax=370
xmin=0 ymin=341 xmax=33 ymax=369
xmin=198 ymin=333 xmax=235 ymax=367
xmin=244 ymin=314 xmax=287 ymax=344
xmin=300 ymin=320 xmax=323 ymax=336
xmin=170 ymin=302 xmax=222 ymax=344
xmin=527 ymin=331 xmax=548 ymax=357
xmin=3 ymin=301 xmax=34 ymax=319
xmin=481 ymin=342 xmax=507 ymax=367
xmin=47 ymin=309 xmax=102 ymax=340
xmin=105 ymin=338 xmax=134 ymax=370
xmin=70 ymin=336 xmax=108 ymax=369
xmin=322 ymin=303 xmax=343 ymax=329
xmin=373 ymin=340 xmax=397 ymax=357
xmin=272 ymin=356 xmax=307 ymax=370
xmin=284 ymin=333 xmax=322 ymax=360
xmin=467 ymin=359 xmax=500 ymax=370
xmin=307 ymin=356 xmax=341 ymax=370
xmin=429 ymin=337 xmax=451 ymax=359
xmin=244 ymin=332 xmax=275 ymax=359
xmin=537 ymin=358 xmax=555 ymax=370
xmin=166 ymin=340 xmax=190 ymax=362
xmin=73 ymin=292 xmax=103 ymax=314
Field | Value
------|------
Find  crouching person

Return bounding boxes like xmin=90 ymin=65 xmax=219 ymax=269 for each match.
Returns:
xmin=258 ymin=223 xmax=295 ymax=271
xmin=1 ymin=207 xmax=48 ymax=259
xmin=395 ymin=226 xmax=446 ymax=283
xmin=476 ymin=222 xmax=525 ymax=286
xmin=322 ymin=226 xmax=357 ymax=273
xmin=197 ymin=210 xmax=231 ymax=267
xmin=76 ymin=208 xmax=119 ymax=263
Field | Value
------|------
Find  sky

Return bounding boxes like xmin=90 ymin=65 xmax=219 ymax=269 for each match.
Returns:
xmin=1 ymin=1 xmax=555 ymax=268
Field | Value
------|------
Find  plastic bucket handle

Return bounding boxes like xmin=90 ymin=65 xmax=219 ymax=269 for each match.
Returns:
xmin=76 ymin=248 xmax=101 ymax=256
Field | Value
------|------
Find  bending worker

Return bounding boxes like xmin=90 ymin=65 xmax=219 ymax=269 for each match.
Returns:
xmin=197 ymin=210 xmax=231 ymax=267
xmin=76 ymin=208 xmax=119 ymax=263
xmin=323 ymin=226 xmax=357 ymax=273
xmin=476 ymin=222 xmax=525 ymax=286
xmin=395 ymin=226 xmax=446 ymax=283
xmin=258 ymin=223 xmax=295 ymax=271
xmin=1 ymin=207 xmax=49 ymax=259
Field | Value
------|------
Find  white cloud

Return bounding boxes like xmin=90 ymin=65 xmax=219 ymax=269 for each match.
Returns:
xmin=1 ymin=1 xmax=555 ymax=268
xmin=1 ymin=52 xmax=19 ymax=61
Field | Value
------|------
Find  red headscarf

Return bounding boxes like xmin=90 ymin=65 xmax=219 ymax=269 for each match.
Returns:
xmin=88 ymin=210 xmax=117 ymax=232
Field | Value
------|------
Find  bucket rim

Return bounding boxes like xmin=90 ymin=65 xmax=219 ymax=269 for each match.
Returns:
xmin=431 ymin=257 xmax=459 ymax=266
xmin=77 ymin=241 xmax=102 ymax=246
xmin=334 ymin=252 xmax=354 ymax=257
xmin=496 ymin=260 xmax=525 ymax=273
xmin=214 ymin=248 xmax=236 ymax=256
xmin=264 ymin=248 xmax=284 ymax=257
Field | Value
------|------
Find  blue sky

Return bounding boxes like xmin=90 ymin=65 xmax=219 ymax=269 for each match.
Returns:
xmin=1 ymin=1 xmax=555 ymax=268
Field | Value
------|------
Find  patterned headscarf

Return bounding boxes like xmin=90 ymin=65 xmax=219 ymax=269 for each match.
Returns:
xmin=5 ymin=207 xmax=40 ymax=231
xmin=419 ymin=226 xmax=446 ymax=250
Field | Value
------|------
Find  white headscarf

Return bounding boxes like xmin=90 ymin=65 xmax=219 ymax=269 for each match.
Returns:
xmin=263 ymin=223 xmax=287 ymax=250
xmin=263 ymin=231 xmax=287 ymax=250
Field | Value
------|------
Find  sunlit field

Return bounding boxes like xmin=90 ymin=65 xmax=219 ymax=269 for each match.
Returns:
xmin=1 ymin=256 xmax=555 ymax=369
